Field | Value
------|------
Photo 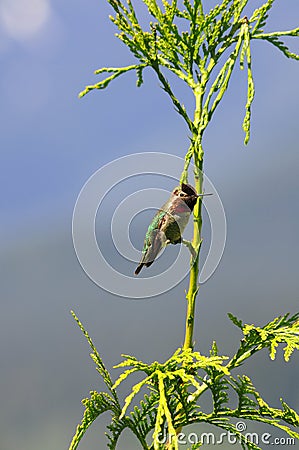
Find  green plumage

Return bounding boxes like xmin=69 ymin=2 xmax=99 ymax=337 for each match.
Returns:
xmin=143 ymin=211 xmax=166 ymax=249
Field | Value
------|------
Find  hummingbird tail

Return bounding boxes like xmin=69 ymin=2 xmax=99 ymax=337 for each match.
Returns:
xmin=134 ymin=263 xmax=144 ymax=275
xmin=134 ymin=229 xmax=165 ymax=275
xmin=135 ymin=260 xmax=154 ymax=275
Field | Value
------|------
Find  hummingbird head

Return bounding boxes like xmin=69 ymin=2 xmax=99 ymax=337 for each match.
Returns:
xmin=172 ymin=183 xmax=198 ymax=211
xmin=181 ymin=183 xmax=198 ymax=197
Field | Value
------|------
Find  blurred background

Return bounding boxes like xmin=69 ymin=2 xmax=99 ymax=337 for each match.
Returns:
xmin=1 ymin=1 xmax=299 ymax=449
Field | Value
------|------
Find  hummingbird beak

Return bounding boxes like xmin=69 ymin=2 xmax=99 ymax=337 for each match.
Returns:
xmin=196 ymin=192 xmax=213 ymax=197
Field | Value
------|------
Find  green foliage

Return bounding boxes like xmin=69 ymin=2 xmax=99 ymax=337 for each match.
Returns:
xmin=69 ymin=391 xmax=116 ymax=450
xmin=69 ymin=313 xmax=299 ymax=449
xmin=71 ymin=311 xmax=117 ymax=397
xmin=78 ymin=64 xmax=147 ymax=97
xmin=69 ymin=312 xmax=122 ymax=450
xmin=228 ymin=312 xmax=299 ymax=365
xmin=70 ymin=1 xmax=299 ymax=449
xmin=79 ymin=0 xmax=299 ymax=152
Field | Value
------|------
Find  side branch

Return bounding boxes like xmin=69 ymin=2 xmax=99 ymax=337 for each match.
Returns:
xmin=152 ymin=63 xmax=194 ymax=132
xmin=252 ymin=29 xmax=299 ymax=60
xmin=253 ymin=28 xmax=299 ymax=39
xmin=79 ymin=64 xmax=147 ymax=98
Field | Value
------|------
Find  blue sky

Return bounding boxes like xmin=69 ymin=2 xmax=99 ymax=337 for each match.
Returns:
xmin=1 ymin=0 xmax=299 ymax=241
xmin=1 ymin=1 xmax=299 ymax=449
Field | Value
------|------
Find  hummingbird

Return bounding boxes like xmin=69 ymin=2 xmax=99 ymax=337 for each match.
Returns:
xmin=135 ymin=183 xmax=203 ymax=275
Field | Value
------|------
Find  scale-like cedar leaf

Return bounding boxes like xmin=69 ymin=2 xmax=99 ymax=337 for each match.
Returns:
xmin=69 ymin=391 xmax=114 ymax=450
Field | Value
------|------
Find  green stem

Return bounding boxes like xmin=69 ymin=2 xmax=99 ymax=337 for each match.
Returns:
xmin=183 ymin=157 xmax=203 ymax=350
xmin=183 ymin=87 xmax=204 ymax=351
xmin=182 ymin=26 xmax=248 ymax=350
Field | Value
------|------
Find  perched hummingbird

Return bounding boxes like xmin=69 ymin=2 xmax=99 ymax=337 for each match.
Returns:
xmin=135 ymin=183 xmax=200 ymax=275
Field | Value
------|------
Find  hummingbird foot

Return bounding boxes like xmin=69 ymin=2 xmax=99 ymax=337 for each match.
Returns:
xmin=182 ymin=239 xmax=203 ymax=265
xmin=182 ymin=239 xmax=196 ymax=262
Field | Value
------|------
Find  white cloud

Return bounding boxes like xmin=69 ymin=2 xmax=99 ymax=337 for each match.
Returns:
xmin=0 ymin=0 xmax=51 ymax=41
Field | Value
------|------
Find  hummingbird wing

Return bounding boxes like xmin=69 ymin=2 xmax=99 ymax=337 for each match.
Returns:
xmin=134 ymin=229 xmax=166 ymax=275
xmin=134 ymin=211 xmax=167 ymax=275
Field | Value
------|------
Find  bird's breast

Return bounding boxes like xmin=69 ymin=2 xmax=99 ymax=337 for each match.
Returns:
xmin=171 ymin=211 xmax=190 ymax=233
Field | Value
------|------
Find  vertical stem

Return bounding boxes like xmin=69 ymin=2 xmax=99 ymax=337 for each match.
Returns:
xmin=183 ymin=155 xmax=203 ymax=349
xmin=183 ymin=87 xmax=204 ymax=350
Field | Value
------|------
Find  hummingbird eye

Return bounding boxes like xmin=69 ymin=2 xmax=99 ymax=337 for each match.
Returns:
xmin=179 ymin=192 xmax=185 ymax=197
